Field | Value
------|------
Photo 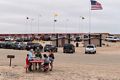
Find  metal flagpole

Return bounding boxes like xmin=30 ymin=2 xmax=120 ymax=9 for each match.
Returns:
xmin=89 ymin=1 xmax=91 ymax=33
xmin=31 ymin=18 xmax=33 ymax=34
xmin=26 ymin=17 xmax=29 ymax=34
xmin=38 ymin=14 xmax=42 ymax=34
xmin=66 ymin=19 xmax=69 ymax=34
xmin=38 ymin=15 xmax=40 ymax=34
xmin=89 ymin=0 xmax=92 ymax=44
xmin=79 ymin=16 xmax=85 ymax=34
xmin=53 ymin=13 xmax=58 ymax=33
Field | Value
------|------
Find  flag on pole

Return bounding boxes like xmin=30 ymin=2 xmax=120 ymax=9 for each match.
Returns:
xmin=82 ymin=17 xmax=85 ymax=19
xmin=26 ymin=17 xmax=29 ymax=19
xmin=91 ymin=0 xmax=103 ymax=10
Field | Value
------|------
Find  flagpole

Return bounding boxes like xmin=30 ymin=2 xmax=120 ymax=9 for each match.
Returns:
xmin=38 ymin=14 xmax=42 ymax=34
xmin=89 ymin=0 xmax=92 ymax=44
xmin=53 ymin=13 xmax=58 ymax=34
xmin=53 ymin=15 xmax=55 ymax=33
xmin=66 ymin=19 xmax=69 ymax=34
xmin=79 ymin=16 xmax=85 ymax=34
xmin=38 ymin=15 xmax=40 ymax=34
xmin=26 ymin=17 xmax=30 ymax=34
xmin=26 ymin=17 xmax=28 ymax=34
xmin=89 ymin=0 xmax=91 ymax=33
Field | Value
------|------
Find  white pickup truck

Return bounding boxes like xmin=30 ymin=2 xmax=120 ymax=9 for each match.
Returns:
xmin=85 ymin=44 xmax=96 ymax=54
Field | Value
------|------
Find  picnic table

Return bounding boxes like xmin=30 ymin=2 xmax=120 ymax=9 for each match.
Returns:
xmin=29 ymin=59 xmax=44 ymax=71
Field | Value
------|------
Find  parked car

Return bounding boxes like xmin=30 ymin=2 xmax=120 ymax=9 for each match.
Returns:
xmin=85 ymin=44 xmax=96 ymax=54
xmin=13 ymin=42 xmax=26 ymax=50
xmin=75 ymin=36 xmax=82 ymax=42
xmin=105 ymin=36 xmax=120 ymax=42
xmin=16 ymin=38 xmax=33 ymax=42
xmin=63 ymin=44 xmax=75 ymax=53
xmin=4 ymin=41 xmax=15 ymax=49
xmin=44 ymin=44 xmax=57 ymax=52
xmin=0 ymin=42 xmax=5 ymax=48
xmin=26 ymin=42 xmax=43 ymax=51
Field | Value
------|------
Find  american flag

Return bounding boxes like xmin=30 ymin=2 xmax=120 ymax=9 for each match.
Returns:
xmin=91 ymin=0 xmax=103 ymax=10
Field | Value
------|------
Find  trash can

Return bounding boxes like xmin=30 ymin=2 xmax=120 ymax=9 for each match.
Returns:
xmin=76 ymin=42 xmax=79 ymax=47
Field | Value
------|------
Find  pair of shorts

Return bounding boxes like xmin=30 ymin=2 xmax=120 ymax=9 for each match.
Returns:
xmin=49 ymin=57 xmax=54 ymax=62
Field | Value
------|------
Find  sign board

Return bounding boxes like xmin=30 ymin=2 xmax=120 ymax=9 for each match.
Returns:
xmin=7 ymin=55 xmax=15 ymax=66
xmin=7 ymin=55 xmax=15 ymax=58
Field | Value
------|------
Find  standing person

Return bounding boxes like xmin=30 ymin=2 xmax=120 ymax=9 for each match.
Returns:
xmin=25 ymin=54 xmax=29 ymax=72
xmin=49 ymin=50 xmax=55 ymax=71
xmin=26 ymin=54 xmax=29 ymax=67
xmin=28 ymin=49 xmax=34 ymax=71
xmin=43 ymin=54 xmax=50 ymax=72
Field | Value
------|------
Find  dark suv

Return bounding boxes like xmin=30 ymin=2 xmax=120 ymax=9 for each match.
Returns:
xmin=63 ymin=44 xmax=75 ymax=53
xmin=44 ymin=44 xmax=57 ymax=52
xmin=26 ymin=42 xmax=43 ymax=51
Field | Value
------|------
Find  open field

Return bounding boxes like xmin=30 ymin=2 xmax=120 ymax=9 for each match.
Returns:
xmin=0 ymin=45 xmax=120 ymax=80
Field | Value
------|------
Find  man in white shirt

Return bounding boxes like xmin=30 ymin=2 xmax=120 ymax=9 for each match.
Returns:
xmin=28 ymin=49 xmax=34 ymax=71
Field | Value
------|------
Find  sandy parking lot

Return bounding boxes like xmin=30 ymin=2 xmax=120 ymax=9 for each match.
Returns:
xmin=0 ymin=45 xmax=120 ymax=80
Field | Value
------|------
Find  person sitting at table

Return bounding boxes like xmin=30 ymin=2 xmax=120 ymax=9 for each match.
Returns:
xmin=35 ymin=47 xmax=42 ymax=70
xmin=48 ymin=50 xmax=55 ymax=71
xmin=35 ymin=47 xmax=41 ymax=53
xmin=43 ymin=54 xmax=50 ymax=72
xmin=28 ymin=49 xmax=34 ymax=71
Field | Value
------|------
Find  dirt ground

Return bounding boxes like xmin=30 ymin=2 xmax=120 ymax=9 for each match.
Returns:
xmin=0 ymin=42 xmax=120 ymax=80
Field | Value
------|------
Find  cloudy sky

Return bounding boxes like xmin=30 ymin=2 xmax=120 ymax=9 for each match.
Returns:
xmin=0 ymin=0 xmax=119 ymax=34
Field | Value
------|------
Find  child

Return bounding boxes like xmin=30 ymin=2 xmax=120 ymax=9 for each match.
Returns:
xmin=26 ymin=54 xmax=29 ymax=66
xmin=48 ymin=50 xmax=55 ymax=71
xmin=25 ymin=54 xmax=29 ymax=72
xmin=43 ymin=54 xmax=50 ymax=72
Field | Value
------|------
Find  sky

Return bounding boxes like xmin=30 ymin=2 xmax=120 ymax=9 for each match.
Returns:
xmin=0 ymin=0 xmax=120 ymax=34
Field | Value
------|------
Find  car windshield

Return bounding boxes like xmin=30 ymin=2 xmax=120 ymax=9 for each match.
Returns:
xmin=64 ymin=44 xmax=73 ymax=49
xmin=87 ymin=46 xmax=94 ymax=48
xmin=15 ymin=42 xmax=19 ymax=44
xmin=45 ymin=45 xmax=52 ymax=47
xmin=27 ymin=43 xmax=34 ymax=45
xmin=34 ymin=43 xmax=39 ymax=45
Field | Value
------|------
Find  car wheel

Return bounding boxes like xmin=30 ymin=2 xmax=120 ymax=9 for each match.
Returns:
xmin=94 ymin=51 xmax=96 ymax=54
